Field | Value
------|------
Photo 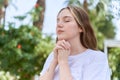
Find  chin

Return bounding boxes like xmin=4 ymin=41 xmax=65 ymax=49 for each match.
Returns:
xmin=57 ymin=38 xmax=64 ymax=41
xmin=57 ymin=37 xmax=68 ymax=41
xmin=57 ymin=36 xmax=64 ymax=40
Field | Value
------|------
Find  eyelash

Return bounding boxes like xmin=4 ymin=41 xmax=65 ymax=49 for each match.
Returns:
xmin=57 ymin=20 xmax=70 ymax=23
xmin=65 ymin=20 xmax=70 ymax=22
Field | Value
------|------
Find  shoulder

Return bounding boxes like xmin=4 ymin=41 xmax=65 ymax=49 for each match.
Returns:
xmin=46 ymin=52 xmax=54 ymax=61
xmin=84 ymin=49 xmax=108 ymax=64
xmin=82 ymin=50 xmax=111 ymax=80
xmin=83 ymin=49 xmax=107 ymax=64
xmin=88 ymin=49 xmax=107 ymax=60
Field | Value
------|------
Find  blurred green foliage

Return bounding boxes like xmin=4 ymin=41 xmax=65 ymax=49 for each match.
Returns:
xmin=108 ymin=48 xmax=120 ymax=80
xmin=0 ymin=70 xmax=19 ymax=80
xmin=0 ymin=0 xmax=119 ymax=80
xmin=30 ymin=4 xmax=43 ymax=22
xmin=0 ymin=0 xmax=4 ymax=8
xmin=0 ymin=24 xmax=54 ymax=80
xmin=89 ymin=1 xmax=116 ymax=49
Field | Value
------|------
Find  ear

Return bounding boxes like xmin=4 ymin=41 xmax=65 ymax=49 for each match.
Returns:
xmin=79 ymin=27 xmax=83 ymax=33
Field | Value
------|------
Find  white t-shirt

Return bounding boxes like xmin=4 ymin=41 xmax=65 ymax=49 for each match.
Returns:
xmin=40 ymin=49 xmax=111 ymax=80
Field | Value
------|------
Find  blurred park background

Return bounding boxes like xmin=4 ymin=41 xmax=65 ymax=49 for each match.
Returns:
xmin=0 ymin=0 xmax=120 ymax=80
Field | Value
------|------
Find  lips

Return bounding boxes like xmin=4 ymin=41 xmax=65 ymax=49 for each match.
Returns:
xmin=57 ymin=29 xmax=64 ymax=34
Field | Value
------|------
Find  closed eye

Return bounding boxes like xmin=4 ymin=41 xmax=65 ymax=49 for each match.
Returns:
xmin=65 ymin=20 xmax=70 ymax=22
xmin=64 ymin=18 xmax=71 ymax=23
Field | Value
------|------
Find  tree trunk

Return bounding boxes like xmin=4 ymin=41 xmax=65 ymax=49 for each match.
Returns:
xmin=0 ymin=8 xmax=3 ymax=25
xmin=33 ymin=0 xmax=45 ymax=31
xmin=83 ymin=0 xmax=88 ymax=13
xmin=0 ymin=0 xmax=8 ymax=25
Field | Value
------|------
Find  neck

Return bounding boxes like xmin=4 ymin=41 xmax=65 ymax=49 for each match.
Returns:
xmin=68 ymin=37 xmax=87 ymax=55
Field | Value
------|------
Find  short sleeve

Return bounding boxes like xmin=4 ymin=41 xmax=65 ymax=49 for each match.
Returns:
xmin=40 ymin=52 xmax=54 ymax=76
xmin=83 ymin=52 xmax=111 ymax=80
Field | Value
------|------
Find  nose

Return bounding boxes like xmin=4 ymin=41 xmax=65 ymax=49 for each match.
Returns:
xmin=57 ymin=21 xmax=63 ymax=28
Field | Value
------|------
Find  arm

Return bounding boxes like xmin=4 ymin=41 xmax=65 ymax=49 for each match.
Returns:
xmin=39 ymin=59 xmax=57 ymax=80
xmin=39 ymin=40 xmax=64 ymax=80
xmin=59 ymin=61 xmax=73 ymax=80
xmin=57 ymin=40 xmax=73 ymax=80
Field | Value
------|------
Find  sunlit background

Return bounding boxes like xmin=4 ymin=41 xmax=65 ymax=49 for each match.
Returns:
xmin=0 ymin=0 xmax=120 ymax=80
xmin=5 ymin=0 xmax=120 ymax=40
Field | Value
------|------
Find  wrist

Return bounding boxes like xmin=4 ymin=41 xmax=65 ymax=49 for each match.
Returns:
xmin=58 ymin=60 xmax=68 ymax=65
xmin=52 ymin=58 xmax=58 ymax=64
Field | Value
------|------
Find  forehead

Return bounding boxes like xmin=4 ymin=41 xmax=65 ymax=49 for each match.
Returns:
xmin=57 ymin=9 xmax=73 ymax=18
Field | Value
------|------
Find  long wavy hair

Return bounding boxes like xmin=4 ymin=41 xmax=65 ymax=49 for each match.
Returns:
xmin=57 ymin=5 xmax=97 ymax=50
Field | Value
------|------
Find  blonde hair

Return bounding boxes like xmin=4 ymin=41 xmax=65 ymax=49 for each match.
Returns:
xmin=57 ymin=5 xmax=97 ymax=50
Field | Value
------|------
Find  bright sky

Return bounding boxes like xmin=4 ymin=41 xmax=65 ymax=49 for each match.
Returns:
xmin=6 ymin=0 xmax=37 ymax=27
xmin=6 ymin=0 xmax=120 ymax=40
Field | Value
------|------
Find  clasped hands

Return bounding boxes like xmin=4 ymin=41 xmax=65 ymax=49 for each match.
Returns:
xmin=53 ymin=40 xmax=71 ymax=63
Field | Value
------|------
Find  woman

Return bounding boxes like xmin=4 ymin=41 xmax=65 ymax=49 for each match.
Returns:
xmin=39 ymin=5 xmax=111 ymax=80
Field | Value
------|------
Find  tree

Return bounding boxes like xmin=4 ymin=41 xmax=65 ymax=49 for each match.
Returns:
xmin=0 ymin=24 xmax=54 ymax=80
xmin=0 ymin=1 xmax=53 ymax=79
xmin=0 ymin=0 xmax=118 ymax=79
xmin=33 ymin=0 xmax=45 ymax=30
xmin=0 ymin=0 xmax=4 ymax=24
xmin=108 ymin=48 xmax=120 ymax=80
xmin=0 ymin=0 xmax=8 ymax=26
xmin=0 ymin=7 xmax=3 ymax=25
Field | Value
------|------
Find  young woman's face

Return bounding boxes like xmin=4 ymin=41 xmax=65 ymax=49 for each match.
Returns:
xmin=56 ymin=9 xmax=82 ymax=41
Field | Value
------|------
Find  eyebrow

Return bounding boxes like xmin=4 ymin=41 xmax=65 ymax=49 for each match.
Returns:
xmin=57 ymin=16 xmax=72 ymax=20
xmin=63 ymin=16 xmax=72 ymax=19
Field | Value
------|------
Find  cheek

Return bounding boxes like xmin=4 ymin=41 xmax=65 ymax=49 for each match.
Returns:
xmin=67 ymin=23 xmax=79 ymax=33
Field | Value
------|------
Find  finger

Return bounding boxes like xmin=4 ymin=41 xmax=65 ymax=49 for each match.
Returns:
xmin=56 ymin=40 xmax=62 ymax=45
xmin=55 ymin=45 xmax=64 ymax=50
xmin=56 ymin=40 xmax=66 ymax=49
xmin=66 ymin=41 xmax=71 ymax=48
xmin=60 ymin=42 xmax=67 ymax=49
xmin=53 ymin=45 xmax=64 ymax=52
xmin=63 ymin=40 xmax=70 ymax=50
xmin=61 ymin=40 xmax=68 ymax=49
